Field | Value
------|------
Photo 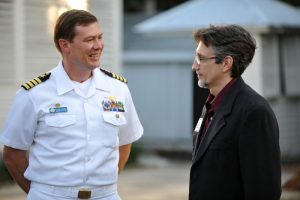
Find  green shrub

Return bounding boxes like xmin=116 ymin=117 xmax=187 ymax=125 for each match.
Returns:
xmin=127 ymin=144 xmax=142 ymax=166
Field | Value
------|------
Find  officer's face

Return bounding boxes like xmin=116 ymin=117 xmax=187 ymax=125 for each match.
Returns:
xmin=192 ymin=41 xmax=223 ymax=89
xmin=68 ymin=22 xmax=104 ymax=70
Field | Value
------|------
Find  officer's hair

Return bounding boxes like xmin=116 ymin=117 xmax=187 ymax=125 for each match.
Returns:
xmin=54 ymin=9 xmax=98 ymax=53
xmin=193 ymin=24 xmax=256 ymax=78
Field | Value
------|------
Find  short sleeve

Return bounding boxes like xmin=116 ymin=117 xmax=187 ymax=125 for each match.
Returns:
xmin=1 ymin=89 xmax=37 ymax=150
xmin=118 ymin=85 xmax=143 ymax=146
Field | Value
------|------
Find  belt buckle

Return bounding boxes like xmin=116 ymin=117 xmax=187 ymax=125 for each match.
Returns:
xmin=78 ymin=189 xmax=92 ymax=199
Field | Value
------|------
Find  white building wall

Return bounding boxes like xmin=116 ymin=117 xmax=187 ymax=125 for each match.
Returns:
xmin=277 ymin=34 xmax=300 ymax=161
xmin=24 ymin=0 xmax=60 ymax=81
xmin=0 ymin=1 xmax=14 ymax=84
xmin=90 ymin=0 xmax=122 ymax=73
xmin=270 ymin=98 xmax=300 ymax=161
xmin=0 ymin=0 xmax=122 ymax=130
xmin=243 ymin=33 xmax=300 ymax=161
xmin=242 ymin=34 xmax=263 ymax=95
xmin=282 ymin=35 xmax=300 ymax=97
xmin=124 ymin=52 xmax=193 ymax=150
xmin=260 ymin=34 xmax=281 ymax=98
xmin=0 ymin=1 xmax=17 ymax=129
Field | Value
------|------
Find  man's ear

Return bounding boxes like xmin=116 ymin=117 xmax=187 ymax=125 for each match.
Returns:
xmin=222 ymin=56 xmax=233 ymax=73
xmin=58 ymin=39 xmax=70 ymax=53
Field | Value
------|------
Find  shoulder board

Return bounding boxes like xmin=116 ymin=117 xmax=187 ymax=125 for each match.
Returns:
xmin=100 ymin=68 xmax=127 ymax=84
xmin=21 ymin=72 xmax=51 ymax=90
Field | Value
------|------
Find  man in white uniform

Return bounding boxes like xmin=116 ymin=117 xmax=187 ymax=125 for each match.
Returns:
xmin=1 ymin=9 xmax=143 ymax=200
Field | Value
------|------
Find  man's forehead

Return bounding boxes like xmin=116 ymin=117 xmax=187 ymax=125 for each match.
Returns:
xmin=74 ymin=22 xmax=102 ymax=35
xmin=196 ymin=41 xmax=213 ymax=54
xmin=196 ymin=41 xmax=207 ymax=51
xmin=75 ymin=22 xmax=100 ymax=29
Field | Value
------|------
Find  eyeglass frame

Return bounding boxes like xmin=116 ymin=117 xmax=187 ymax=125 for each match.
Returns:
xmin=195 ymin=54 xmax=218 ymax=65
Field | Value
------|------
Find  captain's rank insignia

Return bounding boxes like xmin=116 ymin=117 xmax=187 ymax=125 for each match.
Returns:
xmin=100 ymin=68 xmax=128 ymax=83
xmin=21 ymin=72 xmax=51 ymax=90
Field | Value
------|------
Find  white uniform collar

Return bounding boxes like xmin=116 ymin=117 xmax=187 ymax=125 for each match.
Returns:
xmin=52 ymin=61 xmax=111 ymax=96
xmin=92 ymin=67 xmax=112 ymax=92
xmin=51 ymin=61 xmax=75 ymax=95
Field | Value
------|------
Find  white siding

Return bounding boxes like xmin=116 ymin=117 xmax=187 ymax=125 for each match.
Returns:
xmin=0 ymin=0 xmax=14 ymax=83
xmin=0 ymin=0 xmax=122 ymax=132
xmin=89 ymin=0 xmax=122 ymax=73
xmin=0 ymin=86 xmax=18 ymax=129
xmin=24 ymin=0 xmax=60 ymax=81
xmin=242 ymin=34 xmax=264 ymax=95
xmin=261 ymin=34 xmax=281 ymax=98
xmin=282 ymin=35 xmax=300 ymax=97
xmin=124 ymin=52 xmax=193 ymax=151
xmin=0 ymin=0 xmax=122 ymax=84
xmin=271 ymin=98 xmax=300 ymax=161
xmin=0 ymin=0 xmax=15 ymax=129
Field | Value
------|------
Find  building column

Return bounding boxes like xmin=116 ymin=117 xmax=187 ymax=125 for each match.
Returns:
xmin=13 ymin=0 xmax=25 ymax=84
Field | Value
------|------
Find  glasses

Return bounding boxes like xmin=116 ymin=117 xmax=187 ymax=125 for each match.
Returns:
xmin=195 ymin=54 xmax=218 ymax=65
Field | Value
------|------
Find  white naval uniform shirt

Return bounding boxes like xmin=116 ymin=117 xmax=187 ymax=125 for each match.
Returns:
xmin=1 ymin=61 xmax=143 ymax=186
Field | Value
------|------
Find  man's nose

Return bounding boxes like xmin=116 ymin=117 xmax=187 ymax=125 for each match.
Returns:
xmin=192 ymin=59 xmax=199 ymax=71
xmin=93 ymin=39 xmax=103 ymax=49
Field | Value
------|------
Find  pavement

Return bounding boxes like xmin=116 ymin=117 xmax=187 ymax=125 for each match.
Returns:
xmin=0 ymin=153 xmax=299 ymax=200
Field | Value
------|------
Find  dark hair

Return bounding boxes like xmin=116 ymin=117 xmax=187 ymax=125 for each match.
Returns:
xmin=54 ymin=9 xmax=98 ymax=52
xmin=193 ymin=24 xmax=256 ymax=77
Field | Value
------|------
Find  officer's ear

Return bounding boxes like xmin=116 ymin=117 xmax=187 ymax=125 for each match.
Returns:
xmin=58 ymin=39 xmax=71 ymax=54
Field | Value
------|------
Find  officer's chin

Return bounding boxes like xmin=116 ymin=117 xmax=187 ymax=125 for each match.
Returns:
xmin=89 ymin=61 xmax=100 ymax=69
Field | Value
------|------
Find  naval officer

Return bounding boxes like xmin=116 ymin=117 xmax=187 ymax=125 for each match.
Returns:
xmin=1 ymin=9 xmax=143 ymax=200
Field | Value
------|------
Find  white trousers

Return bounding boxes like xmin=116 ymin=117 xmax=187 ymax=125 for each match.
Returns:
xmin=27 ymin=182 xmax=121 ymax=200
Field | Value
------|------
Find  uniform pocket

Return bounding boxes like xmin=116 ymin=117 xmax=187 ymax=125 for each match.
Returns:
xmin=102 ymin=112 xmax=127 ymax=126
xmin=102 ymin=112 xmax=126 ymax=148
xmin=45 ymin=114 xmax=76 ymax=128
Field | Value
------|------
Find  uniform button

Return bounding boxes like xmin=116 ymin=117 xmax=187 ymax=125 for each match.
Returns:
xmin=115 ymin=114 xmax=119 ymax=118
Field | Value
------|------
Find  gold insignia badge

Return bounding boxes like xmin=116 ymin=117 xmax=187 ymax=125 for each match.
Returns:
xmin=100 ymin=68 xmax=127 ymax=83
xmin=21 ymin=72 xmax=51 ymax=90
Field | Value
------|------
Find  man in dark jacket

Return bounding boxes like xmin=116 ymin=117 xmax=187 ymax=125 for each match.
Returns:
xmin=190 ymin=24 xmax=281 ymax=200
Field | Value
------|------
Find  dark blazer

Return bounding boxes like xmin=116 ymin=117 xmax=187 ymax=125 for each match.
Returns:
xmin=189 ymin=78 xmax=281 ymax=200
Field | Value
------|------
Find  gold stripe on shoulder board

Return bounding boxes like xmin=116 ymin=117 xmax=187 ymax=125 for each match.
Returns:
xmin=100 ymin=68 xmax=127 ymax=84
xmin=21 ymin=72 xmax=51 ymax=90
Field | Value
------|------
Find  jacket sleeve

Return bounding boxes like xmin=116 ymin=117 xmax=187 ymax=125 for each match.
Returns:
xmin=238 ymin=106 xmax=281 ymax=200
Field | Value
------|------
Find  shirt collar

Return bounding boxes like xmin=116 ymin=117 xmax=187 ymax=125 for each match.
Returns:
xmin=52 ymin=61 xmax=75 ymax=95
xmin=92 ymin=67 xmax=112 ymax=92
xmin=52 ymin=61 xmax=112 ymax=95
xmin=205 ymin=78 xmax=237 ymax=112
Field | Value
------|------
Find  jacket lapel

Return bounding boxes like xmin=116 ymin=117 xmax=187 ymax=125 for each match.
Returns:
xmin=192 ymin=78 xmax=245 ymax=164
xmin=193 ymin=113 xmax=226 ymax=164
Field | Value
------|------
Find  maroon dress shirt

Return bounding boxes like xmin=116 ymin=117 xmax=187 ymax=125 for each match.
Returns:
xmin=198 ymin=78 xmax=237 ymax=142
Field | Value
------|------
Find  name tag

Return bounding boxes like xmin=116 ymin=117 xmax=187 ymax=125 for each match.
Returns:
xmin=49 ymin=107 xmax=68 ymax=113
xmin=194 ymin=118 xmax=203 ymax=132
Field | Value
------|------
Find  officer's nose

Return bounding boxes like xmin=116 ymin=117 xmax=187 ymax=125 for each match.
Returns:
xmin=93 ymin=39 xmax=104 ymax=50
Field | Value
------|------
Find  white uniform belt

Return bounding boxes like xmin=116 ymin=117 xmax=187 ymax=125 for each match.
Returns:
xmin=30 ymin=182 xmax=117 ymax=199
